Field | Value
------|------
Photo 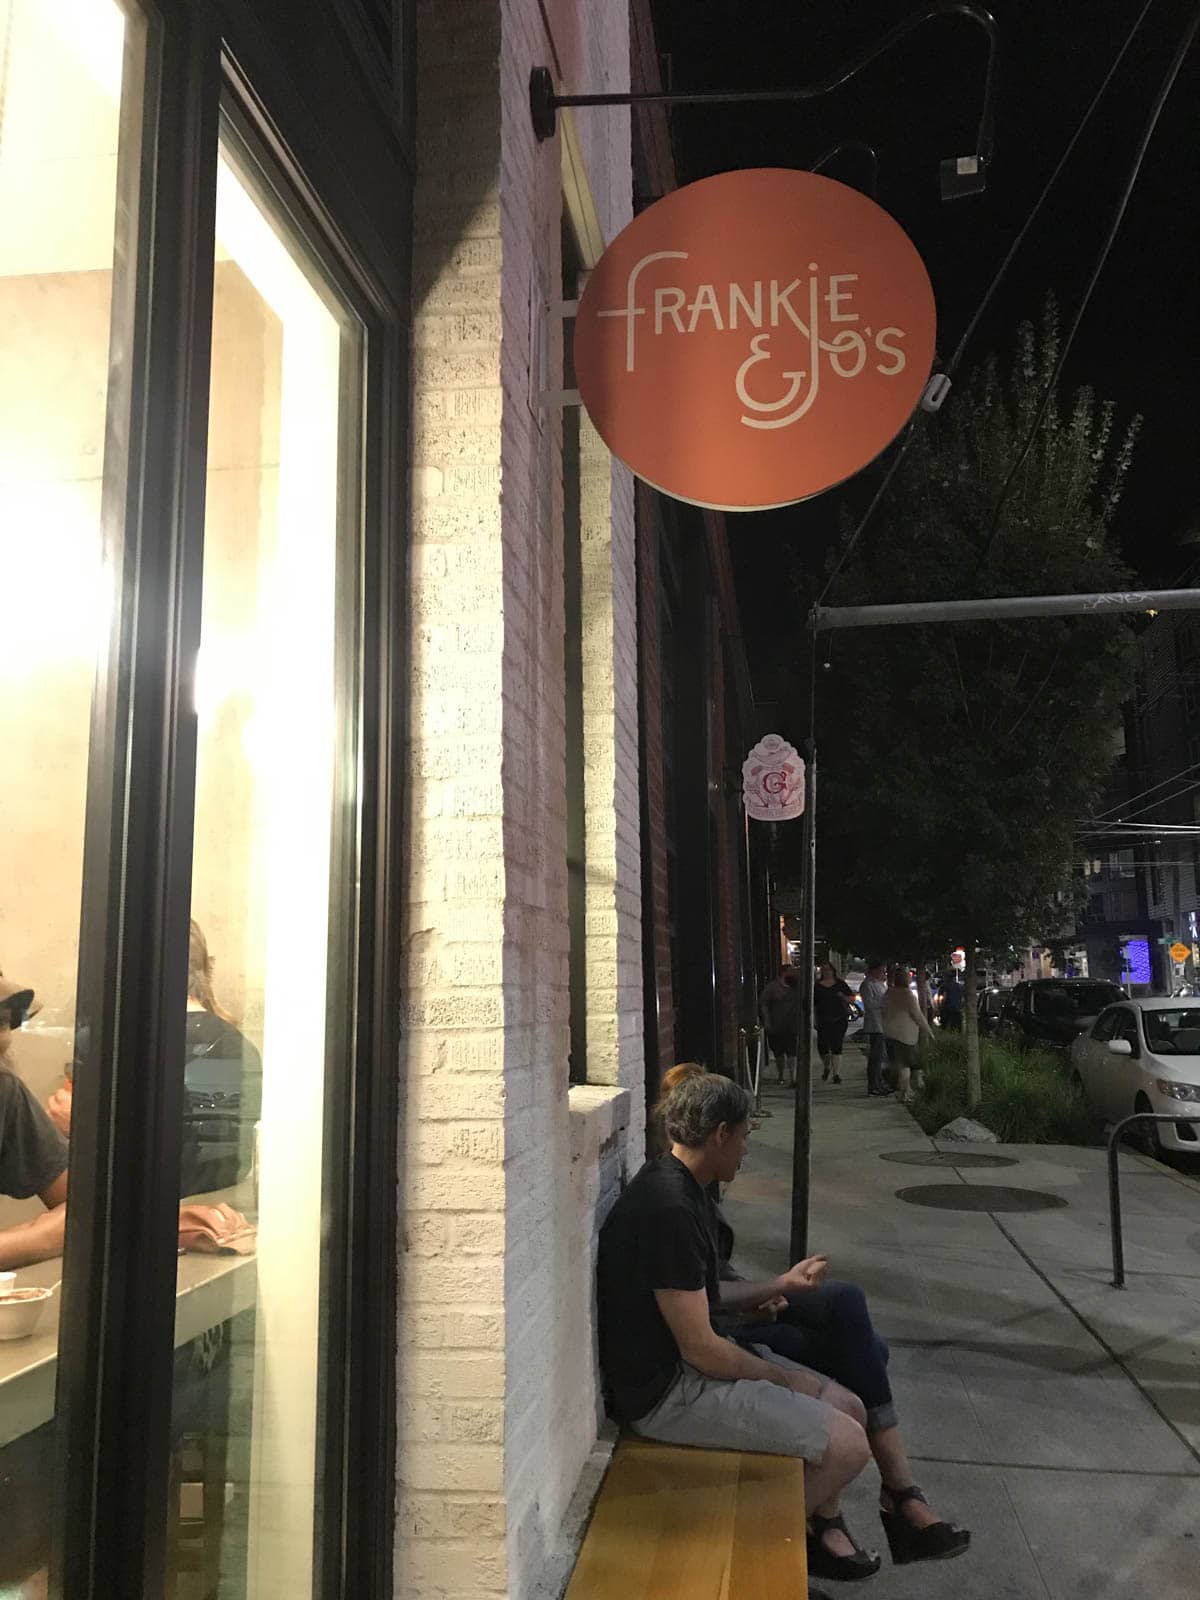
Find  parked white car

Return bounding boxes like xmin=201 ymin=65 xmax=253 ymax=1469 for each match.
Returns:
xmin=1069 ymin=998 xmax=1200 ymax=1157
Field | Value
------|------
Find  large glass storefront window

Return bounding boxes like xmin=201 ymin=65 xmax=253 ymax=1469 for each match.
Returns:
xmin=165 ymin=138 xmax=361 ymax=1597
xmin=0 ymin=1 xmax=138 ymax=1593
xmin=0 ymin=0 xmax=400 ymax=1588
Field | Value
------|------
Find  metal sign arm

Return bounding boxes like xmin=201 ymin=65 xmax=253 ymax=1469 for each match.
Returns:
xmin=531 ymin=1 xmax=998 ymax=199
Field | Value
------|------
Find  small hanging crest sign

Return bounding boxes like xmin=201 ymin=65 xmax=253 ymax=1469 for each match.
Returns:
xmin=742 ymin=734 xmax=805 ymax=821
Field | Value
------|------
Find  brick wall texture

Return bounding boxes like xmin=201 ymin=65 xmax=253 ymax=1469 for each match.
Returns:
xmin=400 ymin=3 xmax=640 ymax=1596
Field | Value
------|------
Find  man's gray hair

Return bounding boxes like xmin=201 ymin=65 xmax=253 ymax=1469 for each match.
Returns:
xmin=663 ymin=1073 xmax=753 ymax=1149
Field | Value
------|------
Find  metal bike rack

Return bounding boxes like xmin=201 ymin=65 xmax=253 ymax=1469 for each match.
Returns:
xmin=1108 ymin=1112 xmax=1200 ymax=1287
xmin=738 ymin=1027 xmax=770 ymax=1117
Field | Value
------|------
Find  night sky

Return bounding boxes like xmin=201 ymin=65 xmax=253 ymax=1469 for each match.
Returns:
xmin=648 ymin=0 xmax=1200 ymax=699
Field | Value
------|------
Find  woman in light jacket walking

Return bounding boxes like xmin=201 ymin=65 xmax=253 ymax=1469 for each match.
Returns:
xmin=882 ymin=966 xmax=933 ymax=1103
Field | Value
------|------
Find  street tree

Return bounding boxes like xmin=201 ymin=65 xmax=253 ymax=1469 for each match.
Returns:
xmin=814 ymin=303 xmax=1139 ymax=1106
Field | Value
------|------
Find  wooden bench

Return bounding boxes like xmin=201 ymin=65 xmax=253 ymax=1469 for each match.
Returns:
xmin=565 ymin=1437 xmax=809 ymax=1599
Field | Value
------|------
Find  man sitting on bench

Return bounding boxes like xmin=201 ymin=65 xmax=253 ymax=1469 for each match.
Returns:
xmin=598 ymin=1073 xmax=880 ymax=1583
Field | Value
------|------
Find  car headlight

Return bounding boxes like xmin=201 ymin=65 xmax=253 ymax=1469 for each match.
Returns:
xmin=1155 ymin=1079 xmax=1200 ymax=1102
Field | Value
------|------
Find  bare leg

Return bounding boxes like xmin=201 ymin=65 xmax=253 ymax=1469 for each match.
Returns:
xmin=897 ymin=1063 xmax=912 ymax=1101
xmin=870 ymin=1425 xmax=944 ymax=1529
xmin=820 ymin=1049 xmax=832 ymax=1081
xmin=805 ymin=1391 xmax=873 ymax=1558
xmin=830 ymin=1051 xmax=843 ymax=1083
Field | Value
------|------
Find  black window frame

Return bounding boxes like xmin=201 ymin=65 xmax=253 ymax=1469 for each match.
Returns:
xmin=45 ymin=3 xmax=413 ymax=1596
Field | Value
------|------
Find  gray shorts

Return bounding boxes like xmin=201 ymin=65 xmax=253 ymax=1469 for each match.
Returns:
xmin=629 ymin=1342 xmax=834 ymax=1464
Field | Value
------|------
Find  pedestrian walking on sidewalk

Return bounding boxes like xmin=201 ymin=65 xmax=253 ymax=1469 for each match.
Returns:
xmin=883 ymin=966 xmax=934 ymax=1103
xmin=939 ymin=970 xmax=964 ymax=1032
xmin=815 ymin=963 xmax=854 ymax=1084
xmin=759 ymin=967 xmax=802 ymax=1086
xmin=858 ymin=962 xmax=890 ymax=1096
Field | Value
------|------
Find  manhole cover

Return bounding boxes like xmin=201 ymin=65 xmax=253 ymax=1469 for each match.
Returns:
xmin=880 ymin=1151 xmax=1018 ymax=1169
xmin=895 ymin=1184 xmax=1068 ymax=1213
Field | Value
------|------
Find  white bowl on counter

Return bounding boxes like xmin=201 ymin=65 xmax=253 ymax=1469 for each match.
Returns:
xmin=0 ymin=1285 xmax=54 ymax=1340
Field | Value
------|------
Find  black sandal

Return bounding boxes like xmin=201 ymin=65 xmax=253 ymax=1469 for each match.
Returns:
xmin=879 ymin=1485 xmax=970 ymax=1564
xmin=806 ymin=1512 xmax=882 ymax=1581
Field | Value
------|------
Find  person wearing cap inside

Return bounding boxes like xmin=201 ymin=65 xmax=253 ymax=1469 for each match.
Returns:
xmin=0 ymin=977 xmax=68 ymax=1270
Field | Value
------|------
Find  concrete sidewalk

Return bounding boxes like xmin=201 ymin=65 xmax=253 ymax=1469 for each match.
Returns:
xmin=724 ymin=1043 xmax=1200 ymax=1600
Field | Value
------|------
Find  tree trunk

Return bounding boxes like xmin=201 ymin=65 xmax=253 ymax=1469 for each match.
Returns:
xmin=965 ymin=943 xmax=982 ymax=1110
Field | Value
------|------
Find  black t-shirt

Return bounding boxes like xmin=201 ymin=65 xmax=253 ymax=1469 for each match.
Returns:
xmin=0 ymin=1068 xmax=68 ymax=1200
xmin=182 ymin=1011 xmax=262 ymax=1197
xmin=597 ymin=1153 xmax=721 ymax=1422
xmin=940 ymin=978 xmax=964 ymax=1013
xmin=814 ymin=979 xmax=852 ymax=1024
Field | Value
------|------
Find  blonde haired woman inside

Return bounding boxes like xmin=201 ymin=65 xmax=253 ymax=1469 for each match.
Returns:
xmin=882 ymin=966 xmax=933 ymax=1103
xmin=46 ymin=921 xmax=261 ymax=1197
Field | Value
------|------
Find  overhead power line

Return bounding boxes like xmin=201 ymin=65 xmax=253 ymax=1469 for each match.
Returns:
xmin=983 ymin=0 xmax=1200 ymax=557
xmin=1104 ymin=777 xmax=1200 ymax=825
xmin=816 ymin=0 xmax=1162 ymax=607
xmin=1092 ymin=758 xmax=1200 ymax=820
xmin=943 ymin=0 xmax=1158 ymax=381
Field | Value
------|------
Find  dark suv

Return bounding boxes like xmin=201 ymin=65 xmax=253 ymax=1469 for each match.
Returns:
xmin=1000 ymin=979 xmax=1127 ymax=1048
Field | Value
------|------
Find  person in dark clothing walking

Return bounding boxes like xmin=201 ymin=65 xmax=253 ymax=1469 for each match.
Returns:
xmin=939 ymin=971 xmax=964 ymax=1032
xmin=759 ymin=966 xmax=802 ymax=1086
xmin=814 ymin=962 xmax=853 ymax=1084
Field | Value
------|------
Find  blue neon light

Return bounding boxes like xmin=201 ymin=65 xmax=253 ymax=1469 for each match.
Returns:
xmin=1120 ymin=937 xmax=1151 ymax=987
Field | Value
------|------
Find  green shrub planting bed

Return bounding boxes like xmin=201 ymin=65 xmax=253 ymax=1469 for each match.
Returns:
xmin=910 ymin=1034 xmax=1104 ymax=1146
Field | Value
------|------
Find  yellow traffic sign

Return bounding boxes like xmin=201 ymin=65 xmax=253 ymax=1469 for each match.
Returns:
xmin=1169 ymin=941 xmax=1190 ymax=964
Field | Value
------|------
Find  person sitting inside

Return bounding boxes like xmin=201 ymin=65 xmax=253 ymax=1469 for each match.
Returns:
xmin=181 ymin=920 xmax=262 ymax=1197
xmin=45 ymin=920 xmax=262 ymax=1199
xmin=599 ymin=1071 xmax=881 ymax=1583
xmin=646 ymin=1062 xmax=970 ymax=1569
xmin=0 ymin=979 xmax=68 ymax=1270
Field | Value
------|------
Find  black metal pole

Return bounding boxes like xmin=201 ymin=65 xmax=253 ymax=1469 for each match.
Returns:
xmin=790 ymin=743 xmax=817 ymax=1261
xmin=1108 ymin=1122 xmax=1127 ymax=1290
xmin=743 ymin=799 xmax=757 ymax=1025
xmin=1107 ymin=1111 xmax=1200 ymax=1287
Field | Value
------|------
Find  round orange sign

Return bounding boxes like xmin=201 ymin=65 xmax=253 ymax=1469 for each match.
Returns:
xmin=574 ymin=168 xmax=937 ymax=512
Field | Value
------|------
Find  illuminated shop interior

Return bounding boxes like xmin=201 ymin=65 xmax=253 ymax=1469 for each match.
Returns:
xmin=0 ymin=1 xmax=353 ymax=1589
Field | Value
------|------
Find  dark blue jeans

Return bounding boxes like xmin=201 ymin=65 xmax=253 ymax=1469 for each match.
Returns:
xmin=865 ymin=1030 xmax=888 ymax=1093
xmin=736 ymin=1279 xmax=896 ymax=1432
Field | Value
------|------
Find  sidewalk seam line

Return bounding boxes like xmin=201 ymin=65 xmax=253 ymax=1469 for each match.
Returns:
xmin=987 ymin=1211 xmax=1200 ymax=1473
xmin=920 ymin=1122 xmax=1200 ymax=1473
xmin=997 ymin=1466 xmax=1056 ymax=1599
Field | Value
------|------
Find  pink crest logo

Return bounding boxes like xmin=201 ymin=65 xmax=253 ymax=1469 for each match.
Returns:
xmin=742 ymin=734 xmax=805 ymax=822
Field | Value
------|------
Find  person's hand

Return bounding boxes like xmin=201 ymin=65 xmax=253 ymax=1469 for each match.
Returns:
xmin=779 ymin=1255 xmax=828 ymax=1294
xmin=780 ymin=1367 xmax=824 ymax=1397
xmin=46 ymin=1082 xmax=73 ymax=1137
xmin=758 ymin=1293 xmax=789 ymax=1315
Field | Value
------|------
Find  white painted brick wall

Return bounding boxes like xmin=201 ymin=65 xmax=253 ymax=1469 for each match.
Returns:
xmin=401 ymin=1 xmax=642 ymax=1595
